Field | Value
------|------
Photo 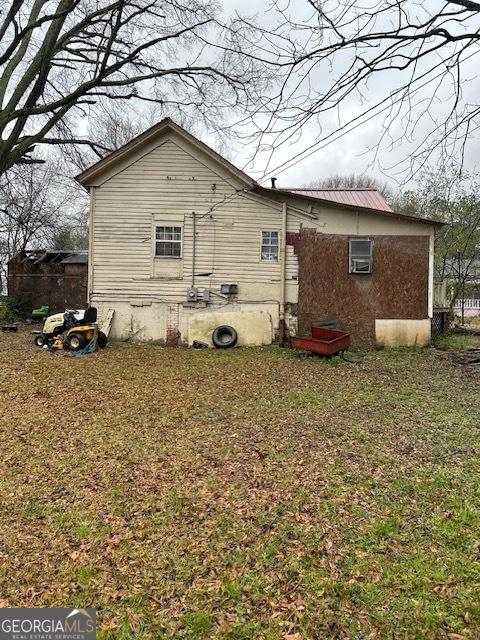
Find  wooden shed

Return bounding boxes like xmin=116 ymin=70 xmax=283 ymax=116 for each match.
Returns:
xmin=7 ymin=250 xmax=87 ymax=313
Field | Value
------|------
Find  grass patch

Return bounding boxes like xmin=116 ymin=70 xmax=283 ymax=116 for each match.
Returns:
xmin=0 ymin=332 xmax=479 ymax=638
xmin=434 ymin=332 xmax=480 ymax=350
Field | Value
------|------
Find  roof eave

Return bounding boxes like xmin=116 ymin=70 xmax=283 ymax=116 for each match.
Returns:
xmin=75 ymin=119 xmax=173 ymax=187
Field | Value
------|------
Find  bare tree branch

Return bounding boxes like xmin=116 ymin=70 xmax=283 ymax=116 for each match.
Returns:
xmin=0 ymin=0 xmax=271 ymax=174
xmin=246 ymin=0 xmax=480 ymax=180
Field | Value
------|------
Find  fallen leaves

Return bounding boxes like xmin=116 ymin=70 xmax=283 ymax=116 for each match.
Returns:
xmin=0 ymin=332 xmax=479 ymax=638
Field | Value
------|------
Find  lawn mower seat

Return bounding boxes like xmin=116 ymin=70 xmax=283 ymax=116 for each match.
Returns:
xmin=32 ymin=305 xmax=50 ymax=319
xmin=82 ymin=307 xmax=98 ymax=324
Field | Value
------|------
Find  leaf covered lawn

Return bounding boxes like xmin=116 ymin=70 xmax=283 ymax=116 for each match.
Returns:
xmin=0 ymin=332 xmax=480 ymax=639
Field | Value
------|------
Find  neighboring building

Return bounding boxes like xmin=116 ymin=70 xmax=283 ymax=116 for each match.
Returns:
xmin=453 ymin=298 xmax=480 ymax=319
xmin=434 ymin=257 xmax=480 ymax=310
xmin=75 ymin=118 xmax=440 ymax=348
xmin=7 ymin=250 xmax=87 ymax=313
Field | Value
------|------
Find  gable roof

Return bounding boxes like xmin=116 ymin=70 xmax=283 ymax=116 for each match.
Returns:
xmin=75 ymin=117 xmax=255 ymax=188
xmin=279 ymin=188 xmax=393 ymax=212
xmin=75 ymin=117 xmax=440 ymax=226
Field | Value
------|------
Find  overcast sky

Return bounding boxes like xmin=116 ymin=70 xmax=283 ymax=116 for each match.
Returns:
xmin=208 ymin=0 xmax=480 ymax=190
xmin=72 ymin=0 xmax=480 ymax=192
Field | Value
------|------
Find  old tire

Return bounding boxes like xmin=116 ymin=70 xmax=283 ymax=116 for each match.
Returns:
xmin=65 ymin=332 xmax=87 ymax=352
xmin=97 ymin=331 xmax=108 ymax=348
xmin=34 ymin=334 xmax=47 ymax=348
xmin=212 ymin=325 xmax=238 ymax=349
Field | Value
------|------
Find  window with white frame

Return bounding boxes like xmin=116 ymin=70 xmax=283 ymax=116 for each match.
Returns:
xmin=155 ymin=226 xmax=182 ymax=257
xmin=349 ymin=238 xmax=372 ymax=273
xmin=261 ymin=230 xmax=279 ymax=261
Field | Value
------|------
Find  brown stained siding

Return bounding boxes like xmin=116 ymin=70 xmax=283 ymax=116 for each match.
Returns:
xmin=298 ymin=231 xmax=429 ymax=348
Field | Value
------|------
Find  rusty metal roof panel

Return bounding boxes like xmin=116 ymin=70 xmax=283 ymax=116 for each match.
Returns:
xmin=61 ymin=253 xmax=88 ymax=264
xmin=280 ymin=188 xmax=393 ymax=212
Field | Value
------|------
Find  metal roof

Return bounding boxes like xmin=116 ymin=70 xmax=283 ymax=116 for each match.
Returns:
xmin=10 ymin=250 xmax=88 ymax=265
xmin=280 ymin=188 xmax=393 ymax=212
xmin=61 ymin=253 xmax=88 ymax=264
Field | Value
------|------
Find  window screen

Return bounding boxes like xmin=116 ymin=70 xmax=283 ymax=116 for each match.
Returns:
xmin=349 ymin=238 xmax=372 ymax=273
xmin=261 ymin=231 xmax=279 ymax=261
xmin=156 ymin=226 xmax=182 ymax=257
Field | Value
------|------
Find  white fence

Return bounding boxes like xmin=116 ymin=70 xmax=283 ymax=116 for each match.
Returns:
xmin=454 ymin=299 xmax=480 ymax=318
xmin=455 ymin=299 xmax=480 ymax=308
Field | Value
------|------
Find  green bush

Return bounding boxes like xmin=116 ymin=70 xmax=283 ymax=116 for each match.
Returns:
xmin=0 ymin=295 xmax=29 ymax=322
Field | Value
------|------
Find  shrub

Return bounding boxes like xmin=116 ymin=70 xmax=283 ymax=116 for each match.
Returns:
xmin=0 ymin=295 xmax=29 ymax=322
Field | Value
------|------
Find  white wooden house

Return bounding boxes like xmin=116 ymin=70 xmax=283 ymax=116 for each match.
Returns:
xmin=76 ymin=118 xmax=440 ymax=348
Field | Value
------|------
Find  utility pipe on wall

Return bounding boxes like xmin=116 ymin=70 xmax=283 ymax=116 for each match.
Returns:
xmin=87 ymin=186 xmax=95 ymax=304
xmin=279 ymin=201 xmax=287 ymax=344
xmin=191 ymin=211 xmax=196 ymax=288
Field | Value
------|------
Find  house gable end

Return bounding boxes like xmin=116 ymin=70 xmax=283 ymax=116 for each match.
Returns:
xmin=76 ymin=118 xmax=255 ymax=189
xmin=95 ymin=135 xmax=247 ymax=195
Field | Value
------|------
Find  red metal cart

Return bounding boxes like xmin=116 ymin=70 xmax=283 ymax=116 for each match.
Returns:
xmin=291 ymin=326 xmax=351 ymax=356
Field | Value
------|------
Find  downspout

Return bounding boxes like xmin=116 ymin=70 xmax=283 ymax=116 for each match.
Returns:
xmin=87 ymin=187 xmax=94 ymax=305
xmin=191 ymin=211 xmax=196 ymax=288
xmin=279 ymin=201 xmax=287 ymax=344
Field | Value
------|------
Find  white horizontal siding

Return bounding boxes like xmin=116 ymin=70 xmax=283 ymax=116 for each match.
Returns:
xmin=92 ymin=136 xmax=287 ymax=302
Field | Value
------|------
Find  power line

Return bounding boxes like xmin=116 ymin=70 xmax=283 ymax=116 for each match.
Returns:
xmin=255 ymin=48 xmax=480 ymax=183
xmin=195 ymin=48 xmax=480 ymax=219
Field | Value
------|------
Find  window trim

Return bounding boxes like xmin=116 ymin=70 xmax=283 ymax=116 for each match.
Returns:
xmin=349 ymin=238 xmax=373 ymax=274
xmin=260 ymin=229 xmax=280 ymax=262
xmin=155 ymin=225 xmax=183 ymax=259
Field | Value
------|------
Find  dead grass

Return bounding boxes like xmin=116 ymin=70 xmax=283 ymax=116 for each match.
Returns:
xmin=0 ymin=331 xmax=480 ymax=639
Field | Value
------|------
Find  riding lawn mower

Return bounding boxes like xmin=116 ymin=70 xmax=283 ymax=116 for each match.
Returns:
xmin=33 ymin=307 xmax=107 ymax=352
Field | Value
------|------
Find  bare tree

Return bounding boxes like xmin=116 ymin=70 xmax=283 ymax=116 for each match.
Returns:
xmin=59 ymin=100 xmax=156 ymax=172
xmin=49 ymin=210 xmax=88 ymax=250
xmin=395 ymin=167 xmax=480 ymax=311
xmin=249 ymin=0 xmax=480 ymax=180
xmin=0 ymin=101 xmax=159 ymax=291
xmin=0 ymin=0 xmax=267 ymax=175
xmin=0 ymin=162 xmax=73 ymax=287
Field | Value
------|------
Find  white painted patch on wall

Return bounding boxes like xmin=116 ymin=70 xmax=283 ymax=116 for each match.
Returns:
xmin=188 ymin=311 xmax=273 ymax=347
xmin=375 ymin=319 xmax=431 ymax=348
